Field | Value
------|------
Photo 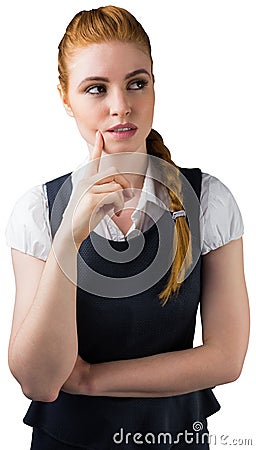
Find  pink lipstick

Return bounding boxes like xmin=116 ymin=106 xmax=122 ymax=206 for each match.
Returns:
xmin=106 ymin=123 xmax=137 ymax=140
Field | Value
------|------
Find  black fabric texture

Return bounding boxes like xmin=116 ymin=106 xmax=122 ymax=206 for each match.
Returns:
xmin=23 ymin=166 xmax=220 ymax=449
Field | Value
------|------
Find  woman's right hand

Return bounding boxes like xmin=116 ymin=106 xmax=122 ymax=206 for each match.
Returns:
xmin=63 ymin=131 xmax=134 ymax=247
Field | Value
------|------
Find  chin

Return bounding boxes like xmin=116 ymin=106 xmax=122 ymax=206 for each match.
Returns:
xmin=105 ymin=137 xmax=146 ymax=154
xmin=104 ymin=144 xmax=138 ymax=155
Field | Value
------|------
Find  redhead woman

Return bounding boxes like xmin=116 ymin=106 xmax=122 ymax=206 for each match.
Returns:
xmin=6 ymin=6 xmax=249 ymax=450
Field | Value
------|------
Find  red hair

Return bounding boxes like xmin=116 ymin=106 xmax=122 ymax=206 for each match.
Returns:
xmin=58 ymin=6 xmax=192 ymax=305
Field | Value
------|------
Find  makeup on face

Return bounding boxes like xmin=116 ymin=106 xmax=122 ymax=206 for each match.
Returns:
xmin=65 ymin=41 xmax=155 ymax=154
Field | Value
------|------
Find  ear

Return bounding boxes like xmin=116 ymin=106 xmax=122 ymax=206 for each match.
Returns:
xmin=57 ymin=84 xmax=74 ymax=117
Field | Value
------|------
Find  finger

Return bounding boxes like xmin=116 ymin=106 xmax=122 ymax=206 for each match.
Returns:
xmin=91 ymin=191 xmax=125 ymax=223
xmin=95 ymin=173 xmax=134 ymax=196
xmin=87 ymin=130 xmax=104 ymax=176
xmin=113 ymin=192 xmax=126 ymax=216
xmin=94 ymin=179 xmax=134 ymax=201
xmin=113 ymin=190 xmax=125 ymax=216
xmin=91 ymin=184 xmax=125 ymax=212
xmin=91 ymin=181 xmax=123 ymax=194
xmin=90 ymin=130 xmax=103 ymax=163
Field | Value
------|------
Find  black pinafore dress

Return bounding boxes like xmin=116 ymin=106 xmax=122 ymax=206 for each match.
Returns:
xmin=24 ymin=167 xmax=220 ymax=449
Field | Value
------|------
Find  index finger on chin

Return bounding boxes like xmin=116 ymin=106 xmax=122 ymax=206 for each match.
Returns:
xmin=87 ymin=131 xmax=104 ymax=176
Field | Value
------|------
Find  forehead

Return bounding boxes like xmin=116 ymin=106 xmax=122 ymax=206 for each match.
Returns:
xmin=68 ymin=41 xmax=151 ymax=84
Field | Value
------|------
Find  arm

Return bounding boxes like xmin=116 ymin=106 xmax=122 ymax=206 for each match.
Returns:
xmin=8 ymin=230 xmax=79 ymax=403
xmin=63 ymin=237 xmax=249 ymax=397
xmin=8 ymin=131 xmax=133 ymax=402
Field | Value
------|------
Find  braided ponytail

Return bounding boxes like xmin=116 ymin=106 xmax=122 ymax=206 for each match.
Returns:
xmin=146 ymin=129 xmax=192 ymax=306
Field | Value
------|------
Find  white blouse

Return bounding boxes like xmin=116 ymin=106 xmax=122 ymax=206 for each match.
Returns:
xmin=6 ymin=163 xmax=244 ymax=261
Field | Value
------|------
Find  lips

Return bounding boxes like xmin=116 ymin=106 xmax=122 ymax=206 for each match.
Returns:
xmin=106 ymin=123 xmax=138 ymax=140
xmin=107 ymin=123 xmax=137 ymax=132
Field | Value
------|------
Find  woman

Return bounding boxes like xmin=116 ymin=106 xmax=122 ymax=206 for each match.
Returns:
xmin=6 ymin=6 xmax=249 ymax=450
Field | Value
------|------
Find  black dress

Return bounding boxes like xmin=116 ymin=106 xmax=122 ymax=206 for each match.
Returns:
xmin=25 ymin=168 xmax=220 ymax=449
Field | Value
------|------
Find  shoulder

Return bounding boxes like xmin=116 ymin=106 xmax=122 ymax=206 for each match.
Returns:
xmin=6 ymin=184 xmax=51 ymax=260
xmin=5 ymin=167 xmax=84 ymax=259
xmin=200 ymin=172 xmax=244 ymax=255
xmin=7 ymin=184 xmax=48 ymax=223
xmin=201 ymin=171 xmax=235 ymax=200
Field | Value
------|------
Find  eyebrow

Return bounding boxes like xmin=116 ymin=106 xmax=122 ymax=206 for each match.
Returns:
xmin=125 ymin=69 xmax=151 ymax=80
xmin=78 ymin=69 xmax=151 ymax=88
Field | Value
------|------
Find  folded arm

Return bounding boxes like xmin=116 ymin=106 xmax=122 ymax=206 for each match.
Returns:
xmin=62 ymin=238 xmax=250 ymax=397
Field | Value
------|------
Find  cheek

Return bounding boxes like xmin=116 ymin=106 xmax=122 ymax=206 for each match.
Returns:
xmin=72 ymin=109 xmax=96 ymax=144
xmin=76 ymin=102 xmax=106 ymax=127
xmin=141 ymin=99 xmax=154 ymax=125
xmin=72 ymin=101 xmax=95 ymax=127
xmin=72 ymin=103 xmax=90 ymax=121
xmin=141 ymin=92 xmax=154 ymax=115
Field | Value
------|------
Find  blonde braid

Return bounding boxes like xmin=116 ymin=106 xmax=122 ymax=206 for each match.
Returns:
xmin=146 ymin=129 xmax=192 ymax=305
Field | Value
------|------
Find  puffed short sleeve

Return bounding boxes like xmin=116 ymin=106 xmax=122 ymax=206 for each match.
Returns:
xmin=5 ymin=185 xmax=52 ymax=261
xmin=201 ymin=173 xmax=244 ymax=255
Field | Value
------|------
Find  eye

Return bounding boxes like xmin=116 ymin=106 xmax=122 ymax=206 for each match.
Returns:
xmin=85 ymin=85 xmax=106 ymax=95
xmin=128 ymin=79 xmax=149 ymax=90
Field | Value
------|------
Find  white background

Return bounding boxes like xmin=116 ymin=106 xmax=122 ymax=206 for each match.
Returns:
xmin=1 ymin=1 xmax=255 ymax=448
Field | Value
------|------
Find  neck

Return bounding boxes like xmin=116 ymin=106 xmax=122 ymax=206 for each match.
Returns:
xmin=124 ymin=173 xmax=145 ymax=190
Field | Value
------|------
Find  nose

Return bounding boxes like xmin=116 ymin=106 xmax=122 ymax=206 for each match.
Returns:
xmin=109 ymin=89 xmax=131 ymax=118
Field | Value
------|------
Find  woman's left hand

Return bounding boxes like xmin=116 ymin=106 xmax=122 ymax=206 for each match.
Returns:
xmin=61 ymin=355 xmax=92 ymax=395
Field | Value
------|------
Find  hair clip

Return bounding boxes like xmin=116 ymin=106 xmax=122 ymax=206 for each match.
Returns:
xmin=171 ymin=210 xmax=186 ymax=221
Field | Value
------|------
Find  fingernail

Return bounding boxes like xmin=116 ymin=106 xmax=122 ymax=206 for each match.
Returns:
xmin=128 ymin=189 xmax=135 ymax=198
xmin=123 ymin=188 xmax=134 ymax=199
